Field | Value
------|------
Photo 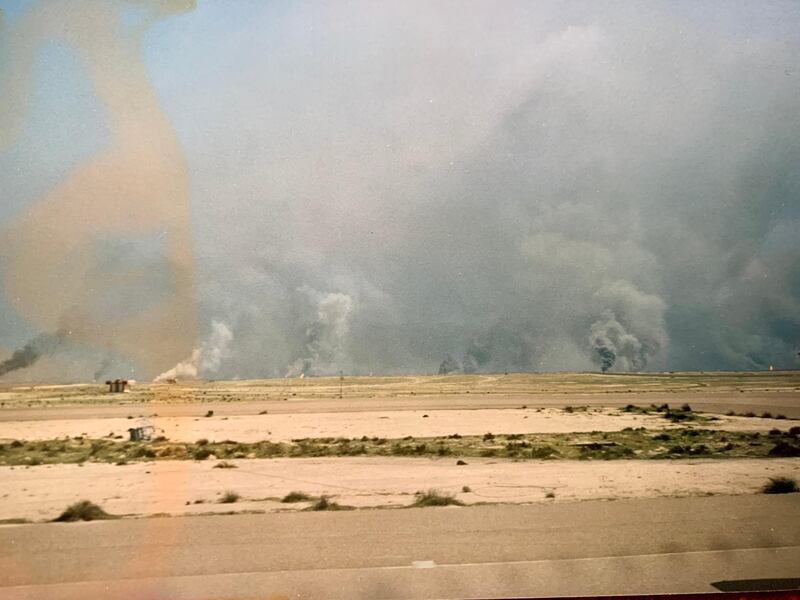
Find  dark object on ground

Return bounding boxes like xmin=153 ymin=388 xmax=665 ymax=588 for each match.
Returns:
xmin=309 ymin=495 xmax=350 ymax=511
xmin=205 ymin=410 xmax=214 ymax=418
xmin=128 ymin=426 xmax=154 ymax=442
xmin=712 ymin=578 xmax=800 ymax=592
xmin=53 ymin=500 xmax=114 ymax=522
xmin=762 ymin=476 xmax=798 ymax=494
xmin=219 ymin=491 xmax=240 ymax=503
xmin=768 ymin=441 xmax=800 ymax=457
xmin=412 ymin=489 xmax=464 ymax=507
xmin=456 ymin=460 xmax=467 ymax=465
xmin=282 ymin=491 xmax=313 ymax=503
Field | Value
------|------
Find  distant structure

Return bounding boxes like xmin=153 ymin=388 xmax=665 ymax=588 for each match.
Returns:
xmin=106 ymin=379 xmax=128 ymax=393
xmin=127 ymin=425 xmax=154 ymax=442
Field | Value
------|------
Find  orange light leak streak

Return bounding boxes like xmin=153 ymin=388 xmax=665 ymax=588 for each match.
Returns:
xmin=1 ymin=0 xmax=197 ymax=379
xmin=1 ymin=1 xmax=200 ymax=590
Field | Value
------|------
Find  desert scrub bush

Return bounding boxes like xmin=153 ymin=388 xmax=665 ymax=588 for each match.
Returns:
xmin=281 ymin=491 xmax=313 ymax=503
xmin=664 ymin=410 xmax=696 ymax=422
xmin=53 ymin=500 xmax=114 ymax=522
xmin=213 ymin=461 xmax=237 ymax=469
xmin=193 ymin=447 xmax=212 ymax=460
xmin=412 ymin=489 xmax=464 ymax=507
xmin=529 ymin=446 xmax=557 ymax=459
xmin=132 ymin=447 xmax=156 ymax=459
xmin=309 ymin=495 xmax=350 ymax=511
xmin=218 ymin=491 xmax=240 ymax=504
xmin=762 ymin=477 xmax=799 ymax=494
xmin=762 ymin=412 xmax=773 ymax=419
xmin=768 ymin=441 xmax=800 ymax=457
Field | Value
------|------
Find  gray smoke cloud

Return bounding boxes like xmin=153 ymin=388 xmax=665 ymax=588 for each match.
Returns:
xmin=184 ymin=1 xmax=799 ymax=377
xmin=285 ymin=290 xmax=355 ymax=377
xmin=2 ymin=1 xmax=799 ymax=380
xmin=93 ymin=356 xmax=112 ymax=382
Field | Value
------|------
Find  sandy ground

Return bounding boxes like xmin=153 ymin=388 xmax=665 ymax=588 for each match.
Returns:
xmin=0 ymin=408 xmax=792 ymax=443
xmin=2 ymin=456 xmax=799 ymax=522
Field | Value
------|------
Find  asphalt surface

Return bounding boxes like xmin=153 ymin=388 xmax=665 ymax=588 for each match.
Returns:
xmin=2 ymin=390 xmax=800 ymax=421
xmin=1 ymin=494 xmax=798 ymax=599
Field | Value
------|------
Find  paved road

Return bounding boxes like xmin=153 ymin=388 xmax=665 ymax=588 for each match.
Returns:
xmin=1 ymin=494 xmax=798 ymax=599
xmin=2 ymin=390 xmax=800 ymax=422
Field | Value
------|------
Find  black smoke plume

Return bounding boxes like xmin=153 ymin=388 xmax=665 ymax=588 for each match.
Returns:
xmin=0 ymin=332 xmax=66 ymax=378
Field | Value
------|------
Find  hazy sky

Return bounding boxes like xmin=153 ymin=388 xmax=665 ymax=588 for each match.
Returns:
xmin=1 ymin=0 xmax=799 ymax=381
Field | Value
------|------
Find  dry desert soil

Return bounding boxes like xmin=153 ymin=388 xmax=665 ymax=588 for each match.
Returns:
xmin=1 ymin=371 xmax=799 ymax=522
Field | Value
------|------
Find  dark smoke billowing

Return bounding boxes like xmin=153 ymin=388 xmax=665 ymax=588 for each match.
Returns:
xmin=0 ymin=332 xmax=66 ymax=378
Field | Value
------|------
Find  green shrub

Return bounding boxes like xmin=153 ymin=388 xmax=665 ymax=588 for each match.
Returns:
xmin=193 ymin=447 xmax=212 ymax=460
xmin=530 ymin=446 xmax=557 ymax=459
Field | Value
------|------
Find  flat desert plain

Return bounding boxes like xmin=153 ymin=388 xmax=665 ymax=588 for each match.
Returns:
xmin=1 ymin=372 xmax=799 ymax=522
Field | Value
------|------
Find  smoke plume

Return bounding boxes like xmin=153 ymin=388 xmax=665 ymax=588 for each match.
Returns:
xmin=285 ymin=291 xmax=354 ymax=377
xmin=3 ymin=2 xmax=799 ymax=379
xmin=0 ymin=332 xmax=66 ymax=378
xmin=154 ymin=321 xmax=233 ymax=382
